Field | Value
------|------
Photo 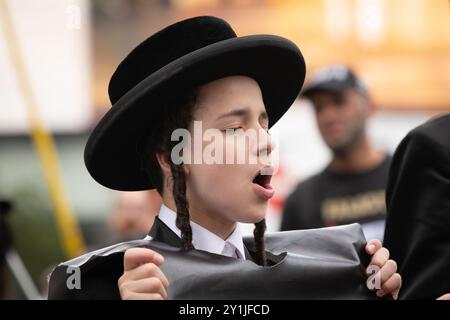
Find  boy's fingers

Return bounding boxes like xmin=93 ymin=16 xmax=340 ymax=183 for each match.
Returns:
xmin=376 ymin=259 xmax=398 ymax=284
xmin=365 ymin=239 xmax=382 ymax=255
xmin=369 ymin=247 xmax=390 ymax=268
xmin=377 ymin=273 xmax=402 ymax=299
xmin=120 ymin=262 xmax=169 ymax=288
xmin=121 ymin=292 xmax=164 ymax=300
xmin=124 ymin=248 xmax=164 ymax=271
xmin=124 ymin=278 xmax=168 ymax=299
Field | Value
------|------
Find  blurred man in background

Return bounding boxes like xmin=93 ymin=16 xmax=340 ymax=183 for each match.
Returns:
xmin=109 ymin=190 xmax=161 ymax=241
xmin=281 ymin=65 xmax=390 ymax=240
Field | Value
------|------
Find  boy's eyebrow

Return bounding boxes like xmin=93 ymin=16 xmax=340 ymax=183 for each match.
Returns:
xmin=215 ymin=108 xmax=249 ymax=121
xmin=215 ymin=108 xmax=269 ymax=121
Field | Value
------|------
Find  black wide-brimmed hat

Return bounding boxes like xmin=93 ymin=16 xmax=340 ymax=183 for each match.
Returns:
xmin=85 ymin=16 xmax=306 ymax=191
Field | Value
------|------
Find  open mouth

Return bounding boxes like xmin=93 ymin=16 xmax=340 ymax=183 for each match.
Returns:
xmin=252 ymin=168 xmax=274 ymax=199
xmin=252 ymin=172 xmax=272 ymax=188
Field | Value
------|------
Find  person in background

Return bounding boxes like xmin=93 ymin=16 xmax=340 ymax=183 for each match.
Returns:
xmin=383 ymin=114 xmax=450 ymax=299
xmin=109 ymin=190 xmax=162 ymax=241
xmin=281 ymin=65 xmax=390 ymax=240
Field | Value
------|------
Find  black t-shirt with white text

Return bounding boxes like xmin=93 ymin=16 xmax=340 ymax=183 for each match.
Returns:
xmin=281 ymin=155 xmax=391 ymax=239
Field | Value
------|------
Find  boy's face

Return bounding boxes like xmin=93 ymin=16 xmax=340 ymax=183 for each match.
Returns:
xmin=183 ymin=76 xmax=275 ymax=227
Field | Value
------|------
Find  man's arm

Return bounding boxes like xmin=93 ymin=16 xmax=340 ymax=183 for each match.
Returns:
xmin=384 ymin=115 xmax=450 ymax=299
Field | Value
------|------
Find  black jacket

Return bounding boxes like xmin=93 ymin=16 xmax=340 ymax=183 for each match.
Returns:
xmin=48 ymin=217 xmax=203 ymax=300
xmin=48 ymin=219 xmax=377 ymax=299
xmin=383 ymin=114 xmax=450 ymax=299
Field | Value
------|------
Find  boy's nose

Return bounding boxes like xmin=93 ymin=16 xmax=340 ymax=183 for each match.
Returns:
xmin=256 ymin=130 xmax=274 ymax=157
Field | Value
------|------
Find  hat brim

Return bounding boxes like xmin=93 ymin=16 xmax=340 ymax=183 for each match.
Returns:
xmin=85 ymin=35 xmax=306 ymax=191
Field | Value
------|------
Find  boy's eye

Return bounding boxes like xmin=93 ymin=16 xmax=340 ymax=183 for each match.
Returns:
xmin=224 ymin=127 xmax=243 ymax=133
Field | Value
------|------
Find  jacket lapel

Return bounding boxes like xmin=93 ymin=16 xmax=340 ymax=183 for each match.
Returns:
xmin=148 ymin=216 xmax=183 ymax=248
xmin=243 ymin=246 xmax=256 ymax=262
xmin=148 ymin=216 xmax=256 ymax=262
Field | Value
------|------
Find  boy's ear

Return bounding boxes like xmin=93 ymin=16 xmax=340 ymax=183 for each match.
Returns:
xmin=155 ymin=152 xmax=171 ymax=176
xmin=156 ymin=152 xmax=190 ymax=177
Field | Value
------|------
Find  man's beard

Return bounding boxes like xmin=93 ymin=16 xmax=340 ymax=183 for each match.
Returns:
xmin=328 ymin=122 xmax=365 ymax=157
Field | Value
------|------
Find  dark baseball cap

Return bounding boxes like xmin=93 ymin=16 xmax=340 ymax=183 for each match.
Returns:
xmin=301 ymin=65 xmax=368 ymax=98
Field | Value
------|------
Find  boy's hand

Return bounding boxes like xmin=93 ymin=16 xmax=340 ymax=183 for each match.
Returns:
xmin=365 ymin=239 xmax=402 ymax=299
xmin=118 ymin=248 xmax=169 ymax=300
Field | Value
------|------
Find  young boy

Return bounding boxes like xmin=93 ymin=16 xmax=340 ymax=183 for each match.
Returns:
xmin=49 ymin=16 xmax=401 ymax=300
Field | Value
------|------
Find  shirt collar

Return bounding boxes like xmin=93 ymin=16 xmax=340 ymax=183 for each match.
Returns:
xmin=157 ymin=204 xmax=246 ymax=260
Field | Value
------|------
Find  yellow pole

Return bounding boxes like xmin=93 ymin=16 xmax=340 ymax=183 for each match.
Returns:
xmin=0 ymin=0 xmax=85 ymax=258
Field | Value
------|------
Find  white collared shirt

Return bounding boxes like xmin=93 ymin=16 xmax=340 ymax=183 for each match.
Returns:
xmin=157 ymin=204 xmax=246 ymax=260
